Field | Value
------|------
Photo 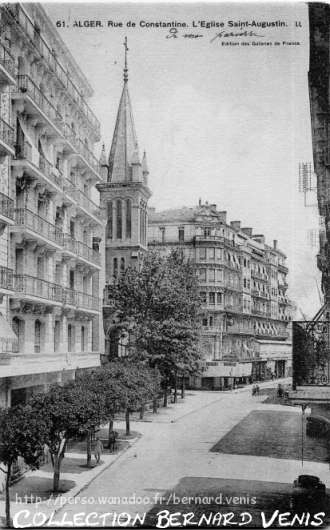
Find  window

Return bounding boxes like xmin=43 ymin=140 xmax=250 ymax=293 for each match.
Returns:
xmin=209 ymin=292 xmax=215 ymax=304
xmin=178 ymin=227 xmax=185 ymax=243
xmin=113 ymin=257 xmax=118 ymax=278
xmin=68 ymin=324 xmax=75 ymax=352
xmin=202 ymin=318 xmax=208 ymax=327
xmin=70 ymin=220 xmax=75 ymax=238
xmin=204 ymin=227 xmax=211 ymax=237
xmin=244 ymin=278 xmax=247 ymax=288
xmin=199 ymin=248 xmax=206 ymax=260
xmin=120 ymin=257 xmax=125 ymax=274
xmin=54 ymin=321 xmax=60 ymax=353
xmin=106 ymin=202 xmax=113 ymax=239
xmin=209 ymin=269 xmax=215 ymax=282
xmin=217 ymin=292 xmax=222 ymax=304
xmin=116 ymin=200 xmax=122 ymax=239
xmin=216 ymin=269 xmax=222 ymax=283
xmin=216 ymin=248 xmax=222 ymax=260
xmin=200 ymin=292 xmax=207 ymax=304
xmin=81 ymin=326 xmax=85 ymax=352
xmin=209 ymin=316 xmax=214 ymax=327
xmin=209 ymin=248 xmax=215 ymax=260
xmin=199 ymin=269 xmax=206 ymax=281
xmin=34 ymin=320 xmax=41 ymax=353
xmin=126 ymin=200 xmax=131 ymax=239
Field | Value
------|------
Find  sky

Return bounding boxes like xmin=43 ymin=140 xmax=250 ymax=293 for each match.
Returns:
xmin=44 ymin=2 xmax=321 ymax=318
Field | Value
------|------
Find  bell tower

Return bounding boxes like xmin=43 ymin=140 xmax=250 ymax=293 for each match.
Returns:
xmin=97 ymin=38 xmax=152 ymax=355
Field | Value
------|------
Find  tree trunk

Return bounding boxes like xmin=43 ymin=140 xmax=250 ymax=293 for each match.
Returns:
xmin=174 ymin=375 xmax=178 ymax=403
xmin=86 ymin=430 xmax=92 ymax=467
xmin=53 ymin=454 xmax=62 ymax=493
xmin=163 ymin=382 xmax=168 ymax=408
xmin=181 ymin=376 xmax=185 ymax=399
xmin=125 ymin=408 xmax=130 ymax=436
xmin=139 ymin=404 xmax=145 ymax=420
xmin=107 ymin=418 xmax=114 ymax=449
xmin=5 ymin=463 xmax=11 ymax=528
xmin=152 ymin=397 xmax=158 ymax=414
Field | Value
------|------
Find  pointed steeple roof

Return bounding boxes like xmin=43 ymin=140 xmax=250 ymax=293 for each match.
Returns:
xmin=108 ymin=38 xmax=141 ymax=183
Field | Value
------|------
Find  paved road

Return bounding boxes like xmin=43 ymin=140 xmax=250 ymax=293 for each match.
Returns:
xmin=52 ymin=381 xmax=330 ymax=527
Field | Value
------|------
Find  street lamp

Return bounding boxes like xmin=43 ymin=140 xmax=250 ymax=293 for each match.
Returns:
xmin=301 ymin=404 xmax=307 ymax=467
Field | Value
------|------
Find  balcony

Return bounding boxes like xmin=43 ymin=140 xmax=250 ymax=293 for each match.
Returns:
xmin=0 ymin=118 xmax=15 ymax=156
xmin=13 ymin=75 xmax=64 ymax=137
xmin=72 ymin=189 xmax=102 ymax=225
xmin=0 ymin=192 xmax=14 ymax=226
xmin=224 ymin=304 xmax=242 ymax=313
xmin=13 ymin=274 xmax=63 ymax=305
xmin=0 ymin=265 xmax=14 ymax=293
xmin=63 ymin=235 xmax=101 ymax=269
xmin=71 ymin=136 xmax=102 ymax=182
xmin=251 ymin=308 xmax=265 ymax=316
xmin=0 ymin=41 xmax=16 ymax=84
xmin=226 ymin=327 xmax=254 ymax=335
xmin=63 ymin=288 xmax=100 ymax=314
xmin=76 ymin=291 xmax=100 ymax=313
xmin=0 ymin=351 xmax=100 ymax=378
xmin=278 ymin=263 xmax=289 ymax=274
xmin=13 ymin=208 xmax=63 ymax=250
xmin=13 ymin=141 xmax=64 ymax=194
xmin=5 ymin=4 xmax=100 ymax=140
xmin=251 ymin=270 xmax=268 ymax=282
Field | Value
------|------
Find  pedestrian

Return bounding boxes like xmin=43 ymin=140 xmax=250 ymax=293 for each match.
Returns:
xmin=94 ymin=436 xmax=103 ymax=465
xmin=252 ymin=384 xmax=256 ymax=397
xmin=256 ymin=384 xmax=260 ymax=396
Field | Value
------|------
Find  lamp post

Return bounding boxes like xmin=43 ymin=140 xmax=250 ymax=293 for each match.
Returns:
xmin=301 ymin=404 xmax=307 ymax=467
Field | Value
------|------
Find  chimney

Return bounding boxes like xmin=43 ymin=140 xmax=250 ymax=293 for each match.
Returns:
xmin=219 ymin=211 xmax=227 ymax=223
xmin=273 ymin=239 xmax=278 ymax=250
xmin=198 ymin=198 xmax=202 ymax=206
xmin=252 ymin=234 xmax=265 ymax=244
xmin=242 ymin=227 xmax=253 ymax=237
xmin=230 ymin=221 xmax=241 ymax=231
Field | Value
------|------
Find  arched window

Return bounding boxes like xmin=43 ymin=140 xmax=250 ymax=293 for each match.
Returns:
xmin=12 ymin=317 xmax=24 ymax=353
xmin=81 ymin=326 xmax=85 ymax=352
xmin=126 ymin=200 xmax=131 ymax=239
xmin=116 ymin=200 xmax=122 ymax=239
xmin=106 ymin=202 xmax=113 ymax=239
xmin=120 ymin=257 xmax=125 ymax=274
xmin=113 ymin=257 xmax=118 ymax=278
xmin=34 ymin=320 xmax=41 ymax=353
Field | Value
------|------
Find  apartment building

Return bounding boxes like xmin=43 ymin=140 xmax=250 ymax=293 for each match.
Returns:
xmin=148 ymin=201 xmax=292 ymax=389
xmin=0 ymin=3 xmax=104 ymax=409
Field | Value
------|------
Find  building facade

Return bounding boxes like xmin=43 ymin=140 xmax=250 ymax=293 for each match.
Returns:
xmin=148 ymin=201 xmax=292 ymax=389
xmin=0 ymin=3 xmax=104 ymax=410
xmin=97 ymin=40 xmax=151 ymax=358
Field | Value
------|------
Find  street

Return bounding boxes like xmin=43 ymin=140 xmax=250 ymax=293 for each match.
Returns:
xmin=51 ymin=380 xmax=330 ymax=528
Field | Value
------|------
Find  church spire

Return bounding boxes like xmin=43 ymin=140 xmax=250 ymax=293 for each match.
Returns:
xmin=108 ymin=37 xmax=143 ymax=184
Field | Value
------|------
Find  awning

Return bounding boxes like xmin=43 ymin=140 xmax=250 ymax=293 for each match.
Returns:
xmin=0 ymin=314 xmax=17 ymax=341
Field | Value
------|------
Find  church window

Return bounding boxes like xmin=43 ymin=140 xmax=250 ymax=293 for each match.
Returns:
xmin=126 ymin=200 xmax=132 ymax=239
xmin=116 ymin=200 xmax=122 ymax=239
xmin=107 ymin=202 xmax=113 ymax=239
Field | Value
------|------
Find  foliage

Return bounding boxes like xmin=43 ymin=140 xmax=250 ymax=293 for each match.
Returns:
xmin=107 ymin=250 xmax=203 ymax=383
xmin=0 ymin=404 xmax=48 ymax=526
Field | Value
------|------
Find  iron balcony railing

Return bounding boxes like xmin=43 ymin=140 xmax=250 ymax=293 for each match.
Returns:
xmin=14 ymin=274 xmax=63 ymax=302
xmin=76 ymin=291 xmax=99 ymax=311
xmin=5 ymin=4 xmax=100 ymax=137
xmin=0 ymin=41 xmax=15 ymax=78
xmin=0 ymin=117 xmax=14 ymax=148
xmin=63 ymin=235 xmax=101 ymax=266
xmin=16 ymin=74 xmax=63 ymax=127
xmin=0 ymin=265 xmax=13 ymax=290
xmin=63 ymin=287 xmax=99 ymax=311
xmin=39 ymin=154 xmax=63 ymax=189
xmin=73 ymin=189 xmax=101 ymax=220
xmin=15 ymin=208 xmax=64 ymax=247
xmin=0 ymin=191 xmax=14 ymax=220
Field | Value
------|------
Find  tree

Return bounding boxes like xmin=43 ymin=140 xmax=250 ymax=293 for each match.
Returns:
xmin=30 ymin=384 xmax=87 ymax=492
xmin=107 ymin=250 xmax=203 ymax=404
xmin=104 ymin=361 xmax=160 ymax=435
xmin=0 ymin=404 xmax=48 ymax=527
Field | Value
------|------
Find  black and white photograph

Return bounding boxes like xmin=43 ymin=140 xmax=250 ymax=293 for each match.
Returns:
xmin=0 ymin=1 xmax=329 ymax=528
